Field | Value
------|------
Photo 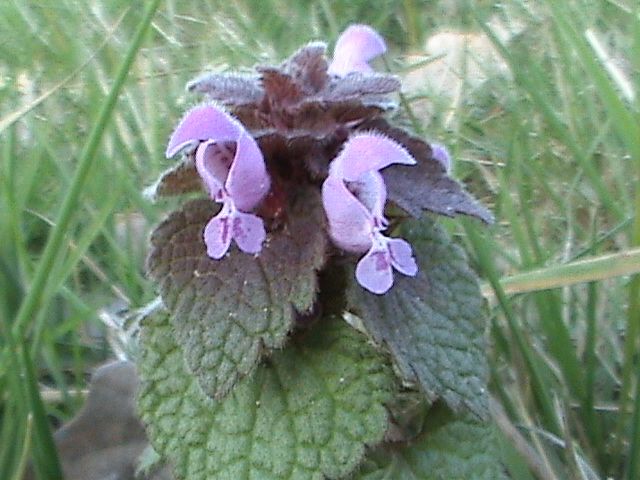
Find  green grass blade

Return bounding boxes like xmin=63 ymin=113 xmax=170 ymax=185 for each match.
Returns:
xmin=11 ymin=0 xmax=162 ymax=341
xmin=482 ymin=247 xmax=640 ymax=296
xmin=583 ymin=282 xmax=603 ymax=460
xmin=10 ymin=414 xmax=33 ymax=480
xmin=464 ymin=220 xmax=561 ymax=436
xmin=20 ymin=345 xmax=63 ymax=479
xmin=475 ymin=13 xmax=624 ymax=221
xmin=544 ymin=1 xmax=640 ymax=161
xmin=626 ymin=362 xmax=640 ymax=480
xmin=542 ymin=6 xmax=640 ymax=463
xmin=0 ymin=8 xmax=128 ymax=135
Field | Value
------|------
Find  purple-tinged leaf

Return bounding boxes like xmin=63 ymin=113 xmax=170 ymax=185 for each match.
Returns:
xmin=144 ymin=154 xmax=203 ymax=200
xmin=146 ymin=190 xmax=327 ymax=399
xmin=347 ymin=218 xmax=490 ymax=418
xmin=329 ymin=24 xmax=387 ymax=77
xmin=325 ymin=73 xmax=401 ymax=100
xmin=358 ymin=119 xmax=494 ymax=223
xmin=186 ymin=72 xmax=264 ymax=105
xmin=259 ymin=68 xmax=304 ymax=107
xmin=281 ymin=42 xmax=329 ymax=94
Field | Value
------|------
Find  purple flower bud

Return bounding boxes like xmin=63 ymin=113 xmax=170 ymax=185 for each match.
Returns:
xmin=322 ymin=133 xmax=418 ymax=294
xmin=431 ymin=143 xmax=452 ymax=173
xmin=166 ymin=104 xmax=270 ymax=258
xmin=328 ymin=24 xmax=387 ymax=77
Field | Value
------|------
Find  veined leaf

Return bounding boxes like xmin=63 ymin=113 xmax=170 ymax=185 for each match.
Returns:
xmin=146 ymin=190 xmax=327 ymax=399
xmin=138 ymin=312 xmax=396 ymax=480
xmin=347 ymin=217 xmax=490 ymax=418
xmin=356 ymin=404 xmax=507 ymax=480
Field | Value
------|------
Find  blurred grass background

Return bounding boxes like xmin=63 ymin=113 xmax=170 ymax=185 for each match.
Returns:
xmin=1 ymin=1 xmax=639 ymax=479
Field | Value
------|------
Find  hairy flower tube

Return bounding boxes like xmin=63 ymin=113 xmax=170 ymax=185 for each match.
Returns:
xmin=322 ymin=133 xmax=418 ymax=294
xmin=328 ymin=24 xmax=387 ymax=76
xmin=166 ymin=104 xmax=270 ymax=259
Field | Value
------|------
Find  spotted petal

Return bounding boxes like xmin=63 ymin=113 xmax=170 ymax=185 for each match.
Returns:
xmin=203 ymin=203 xmax=266 ymax=259
xmin=231 ymin=210 xmax=267 ymax=254
xmin=355 ymin=246 xmax=395 ymax=295
xmin=203 ymin=204 xmax=235 ymax=260
xmin=328 ymin=24 xmax=387 ymax=77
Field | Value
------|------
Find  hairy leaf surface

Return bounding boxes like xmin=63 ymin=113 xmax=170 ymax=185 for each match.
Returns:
xmin=145 ymin=154 xmax=202 ymax=200
xmin=138 ymin=313 xmax=395 ymax=480
xmin=356 ymin=404 xmax=507 ymax=479
xmin=347 ymin=218 xmax=490 ymax=418
xmin=359 ymin=118 xmax=494 ymax=223
xmin=147 ymin=191 xmax=327 ymax=399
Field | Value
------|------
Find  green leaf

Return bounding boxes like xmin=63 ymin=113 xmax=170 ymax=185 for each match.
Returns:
xmin=137 ymin=312 xmax=396 ymax=480
xmin=146 ymin=190 xmax=327 ymax=399
xmin=347 ymin=218 xmax=489 ymax=418
xmin=356 ymin=404 xmax=507 ymax=480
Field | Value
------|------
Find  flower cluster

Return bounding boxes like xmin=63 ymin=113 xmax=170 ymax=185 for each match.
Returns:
xmin=162 ymin=24 xmax=469 ymax=295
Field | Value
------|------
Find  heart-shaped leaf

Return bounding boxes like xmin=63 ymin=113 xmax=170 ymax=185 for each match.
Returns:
xmin=146 ymin=190 xmax=327 ymax=399
xmin=138 ymin=312 xmax=396 ymax=480
xmin=347 ymin=217 xmax=490 ymax=418
xmin=356 ymin=404 xmax=508 ymax=479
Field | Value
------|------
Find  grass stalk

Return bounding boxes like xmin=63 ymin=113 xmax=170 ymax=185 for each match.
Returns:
xmin=11 ymin=0 xmax=162 ymax=341
xmin=464 ymin=221 xmax=561 ymax=435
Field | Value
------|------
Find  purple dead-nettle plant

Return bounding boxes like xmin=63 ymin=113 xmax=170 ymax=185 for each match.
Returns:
xmin=139 ymin=24 xmax=502 ymax=480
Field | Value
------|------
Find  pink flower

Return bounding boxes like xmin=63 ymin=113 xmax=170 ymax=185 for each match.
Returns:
xmin=431 ymin=143 xmax=452 ymax=173
xmin=322 ymin=133 xmax=418 ymax=294
xmin=166 ymin=104 xmax=271 ymax=258
xmin=328 ymin=24 xmax=387 ymax=77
